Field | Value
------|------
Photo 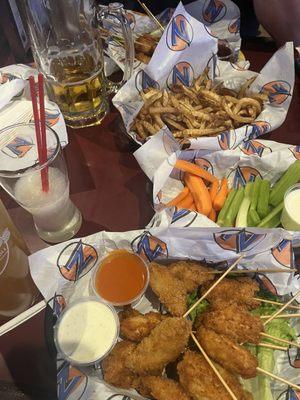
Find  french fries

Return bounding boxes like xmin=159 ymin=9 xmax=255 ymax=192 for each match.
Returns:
xmin=131 ymin=68 xmax=268 ymax=140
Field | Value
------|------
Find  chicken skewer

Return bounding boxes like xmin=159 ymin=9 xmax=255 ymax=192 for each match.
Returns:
xmin=183 ymin=255 xmax=244 ymax=318
xmin=191 ymin=333 xmax=238 ymax=400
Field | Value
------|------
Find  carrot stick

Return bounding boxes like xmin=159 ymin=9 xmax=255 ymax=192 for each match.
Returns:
xmin=210 ymin=180 xmax=219 ymax=203
xmin=175 ymin=159 xmax=217 ymax=184
xmin=208 ymin=207 xmax=217 ymax=222
xmin=166 ymin=186 xmax=189 ymax=207
xmin=213 ymin=177 xmax=228 ymax=211
xmin=189 ymin=203 xmax=197 ymax=211
xmin=185 ymin=173 xmax=212 ymax=216
xmin=177 ymin=192 xmax=194 ymax=209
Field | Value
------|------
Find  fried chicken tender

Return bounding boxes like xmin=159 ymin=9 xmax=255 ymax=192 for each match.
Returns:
xmin=202 ymin=303 xmax=264 ymax=344
xmin=178 ymin=351 xmax=253 ymax=400
xmin=150 ymin=263 xmax=188 ymax=316
xmin=169 ymin=260 xmax=215 ymax=292
xmin=203 ymin=277 xmax=260 ymax=309
xmin=137 ymin=376 xmax=192 ymax=400
xmin=196 ymin=326 xmax=258 ymax=379
xmin=101 ymin=341 xmax=138 ymax=389
xmin=126 ymin=317 xmax=192 ymax=375
xmin=119 ymin=308 xmax=165 ymax=342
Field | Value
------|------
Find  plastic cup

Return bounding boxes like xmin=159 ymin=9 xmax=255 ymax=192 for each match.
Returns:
xmin=54 ymin=297 xmax=119 ymax=366
xmin=0 ymin=123 xmax=82 ymax=243
xmin=91 ymin=250 xmax=149 ymax=307
xmin=281 ymin=183 xmax=300 ymax=231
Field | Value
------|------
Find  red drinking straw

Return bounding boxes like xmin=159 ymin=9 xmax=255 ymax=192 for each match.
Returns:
xmin=29 ymin=75 xmax=49 ymax=192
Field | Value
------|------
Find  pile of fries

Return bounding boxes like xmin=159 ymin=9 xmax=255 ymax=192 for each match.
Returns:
xmin=131 ymin=69 xmax=268 ymax=140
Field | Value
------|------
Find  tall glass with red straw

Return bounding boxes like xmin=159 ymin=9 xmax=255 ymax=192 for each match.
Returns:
xmin=0 ymin=79 xmax=82 ymax=243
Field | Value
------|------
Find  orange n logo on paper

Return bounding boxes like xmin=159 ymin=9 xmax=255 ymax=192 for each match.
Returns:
xmin=3 ymin=136 xmax=34 ymax=158
xmin=241 ymin=140 xmax=271 ymax=157
xmin=214 ymin=229 xmax=265 ymax=253
xmin=167 ymin=62 xmax=194 ymax=88
xmin=261 ymin=80 xmax=291 ymax=105
xmin=135 ymin=70 xmax=160 ymax=93
xmin=271 ymin=239 xmax=293 ymax=268
xmin=289 ymin=145 xmax=300 ymax=160
xmin=228 ymin=17 xmax=240 ymax=34
xmin=218 ymin=130 xmax=236 ymax=150
xmin=57 ymin=240 xmax=98 ymax=281
xmin=194 ymin=158 xmax=214 ymax=175
xmin=246 ymin=121 xmax=271 ymax=141
xmin=166 ymin=14 xmax=193 ymax=51
xmin=203 ymin=0 xmax=226 ymax=24
xmin=45 ymin=109 xmax=60 ymax=127
xmin=57 ymin=361 xmax=87 ymax=400
xmin=233 ymin=166 xmax=261 ymax=188
xmin=131 ymin=232 xmax=168 ymax=262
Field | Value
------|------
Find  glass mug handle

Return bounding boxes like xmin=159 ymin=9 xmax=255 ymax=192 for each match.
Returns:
xmin=96 ymin=2 xmax=134 ymax=94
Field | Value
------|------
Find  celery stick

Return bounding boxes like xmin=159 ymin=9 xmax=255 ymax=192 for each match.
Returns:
xmin=236 ymin=197 xmax=251 ymax=227
xmin=223 ymin=187 xmax=244 ymax=227
xmin=257 ymin=202 xmax=284 ymax=228
xmin=217 ymin=189 xmax=236 ymax=226
xmin=248 ymin=177 xmax=261 ymax=226
xmin=257 ymin=179 xmax=271 ymax=219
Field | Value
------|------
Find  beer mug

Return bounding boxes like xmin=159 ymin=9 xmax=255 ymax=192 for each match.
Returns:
xmin=24 ymin=1 xmax=134 ymax=129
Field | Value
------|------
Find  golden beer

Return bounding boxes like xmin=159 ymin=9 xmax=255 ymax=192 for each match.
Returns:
xmin=0 ymin=200 xmax=38 ymax=324
xmin=47 ymin=53 xmax=109 ymax=128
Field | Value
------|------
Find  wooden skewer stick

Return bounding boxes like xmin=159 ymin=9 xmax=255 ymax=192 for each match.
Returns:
xmin=183 ymin=255 xmax=244 ymax=318
xmin=261 ymin=313 xmax=300 ymax=319
xmin=260 ymin=332 xmax=300 ymax=349
xmin=137 ymin=0 xmax=164 ymax=32
xmin=257 ymin=367 xmax=300 ymax=391
xmin=191 ymin=333 xmax=238 ymax=400
xmin=256 ymin=342 xmax=287 ymax=351
xmin=254 ymin=297 xmax=300 ymax=311
xmin=211 ymin=268 xmax=297 ymax=274
xmin=263 ymin=289 xmax=300 ymax=325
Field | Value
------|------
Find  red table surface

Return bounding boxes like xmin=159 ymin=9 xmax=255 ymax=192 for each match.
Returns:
xmin=0 ymin=40 xmax=299 ymax=398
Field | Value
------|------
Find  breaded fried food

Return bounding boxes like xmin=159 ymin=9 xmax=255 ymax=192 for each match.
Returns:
xmin=169 ymin=260 xmax=215 ymax=292
xmin=196 ymin=326 xmax=258 ymax=379
xmin=126 ymin=317 xmax=192 ymax=375
xmin=202 ymin=303 xmax=263 ymax=344
xmin=150 ymin=263 xmax=188 ymax=316
xmin=119 ymin=308 xmax=165 ymax=342
xmin=203 ymin=277 xmax=260 ymax=309
xmin=178 ymin=351 xmax=253 ymax=400
xmin=137 ymin=376 xmax=192 ymax=400
xmin=101 ymin=341 xmax=138 ymax=389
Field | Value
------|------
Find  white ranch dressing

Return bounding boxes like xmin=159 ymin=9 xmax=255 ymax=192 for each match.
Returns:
xmin=281 ymin=188 xmax=300 ymax=230
xmin=56 ymin=300 xmax=118 ymax=365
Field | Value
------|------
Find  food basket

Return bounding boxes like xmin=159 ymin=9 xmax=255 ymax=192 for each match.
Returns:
xmin=29 ymin=226 xmax=300 ymax=400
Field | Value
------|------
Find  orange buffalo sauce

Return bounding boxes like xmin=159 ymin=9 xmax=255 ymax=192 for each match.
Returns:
xmin=94 ymin=250 xmax=148 ymax=305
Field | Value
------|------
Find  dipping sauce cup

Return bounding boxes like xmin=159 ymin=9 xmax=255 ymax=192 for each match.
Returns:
xmin=92 ymin=249 xmax=149 ymax=307
xmin=281 ymin=184 xmax=300 ymax=231
xmin=54 ymin=298 xmax=119 ymax=366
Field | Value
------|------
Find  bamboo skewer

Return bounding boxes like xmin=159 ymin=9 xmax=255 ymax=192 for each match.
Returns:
xmin=191 ymin=333 xmax=238 ymax=400
xmin=264 ymin=289 xmax=300 ymax=325
xmin=183 ymin=255 xmax=244 ymax=318
xmin=257 ymin=367 xmax=300 ymax=391
xmin=260 ymin=332 xmax=300 ymax=349
xmin=137 ymin=0 xmax=164 ymax=32
xmin=261 ymin=313 xmax=300 ymax=319
xmin=254 ymin=297 xmax=300 ymax=311
xmin=211 ymin=268 xmax=297 ymax=274
xmin=256 ymin=342 xmax=288 ymax=351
